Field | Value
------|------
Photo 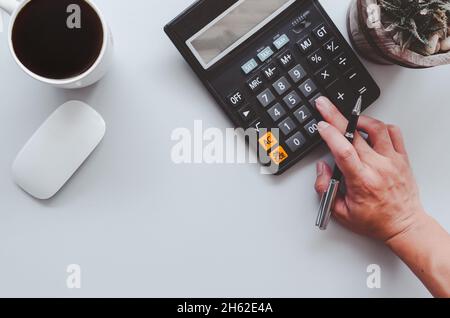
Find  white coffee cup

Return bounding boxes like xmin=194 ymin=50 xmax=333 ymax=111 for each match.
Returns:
xmin=0 ymin=0 xmax=113 ymax=89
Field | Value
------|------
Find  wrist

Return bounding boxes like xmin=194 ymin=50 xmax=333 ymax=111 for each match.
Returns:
xmin=384 ymin=210 xmax=450 ymax=298
xmin=385 ymin=209 xmax=431 ymax=251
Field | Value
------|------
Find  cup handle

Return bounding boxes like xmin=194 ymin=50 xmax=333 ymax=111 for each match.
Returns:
xmin=0 ymin=0 xmax=19 ymax=15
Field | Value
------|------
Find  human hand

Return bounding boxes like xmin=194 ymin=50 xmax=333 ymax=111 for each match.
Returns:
xmin=314 ymin=97 xmax=427 ymax=243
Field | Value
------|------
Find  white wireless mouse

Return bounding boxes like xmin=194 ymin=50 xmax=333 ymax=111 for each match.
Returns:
xmin=12 ymin=101 xmax=106 ymax=200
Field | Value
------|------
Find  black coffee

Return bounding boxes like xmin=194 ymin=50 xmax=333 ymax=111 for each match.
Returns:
xmin=12 ymin=0 xmax=103 ymax=79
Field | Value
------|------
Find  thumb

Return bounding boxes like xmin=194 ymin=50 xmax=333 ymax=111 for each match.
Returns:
xmin=315 ymin=161 xmax=333 ymax=194
xmin=314 ymin=161 xmax=350 ymax=222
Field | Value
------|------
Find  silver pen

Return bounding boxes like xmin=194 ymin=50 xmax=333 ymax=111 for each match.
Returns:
xmin=316 ymin=95 xmax=363 ymax=231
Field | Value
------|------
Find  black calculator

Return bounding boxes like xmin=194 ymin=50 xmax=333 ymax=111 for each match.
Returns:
xmin=165 ymin=0 xmax=380 ymax=175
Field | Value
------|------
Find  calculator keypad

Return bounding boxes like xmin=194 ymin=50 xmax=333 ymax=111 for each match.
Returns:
xmin=323 ymin=38 xmax=342 ymax=57
xmin=334 ymin=53 xmax=352 ymax=72
xmin=216 ymin=4 xmax=380 ymax=174
xmin=297 ymin=36 xmax=314 ymax=54
xmin=247 ymin=74 xmax=264 ymax=92
xmin=305 ymin=119 xmax=320 ymax=137
xmin=273 ymin=77 xmax=291 ymax=95
xmin=288 ymin=64 xmax=307 ymax=83
xmin=315 ymin=66 xmax=337 ymax=86
xmin=307 ymin=50 xmax=327 ymax=70
xmin=313 ymin=24 xmax=331 ymax=42
xmin=283 ymin=91 xmax=302 ymax=109
xmin=326 ymin=81 xmax=355 ymax=110
xmin=267 ymin=103 xmax=286 ymax=122
xmin=262 ymin=63 xmax=279 ymax=80
xmin=279 ymin=117 xmax=297 ymax=136
xmin=238 ymin=105 xmax=256 ymax=123
xmin=299 ymin=79 xmax=318 ymax=98
xmin=294 ymin=106 xmax=313 ymax=124
xmin=227 ymin=90 xmax=245 ymax=107
xmin=257 ymin=89 xmax=276 ymax=107
xmin=286 ymin=132 xmax=307 ymax=152
xmin=278 ymin=50 xmax=295 ymax=68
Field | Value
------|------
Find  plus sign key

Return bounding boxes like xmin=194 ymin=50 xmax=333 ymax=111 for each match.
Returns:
xmin=326 ymin=81 xmax=356 ymax=111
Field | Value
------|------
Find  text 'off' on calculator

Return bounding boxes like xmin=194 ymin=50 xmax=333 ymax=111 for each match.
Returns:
xmin=165 ymin=0 xmax=380 ymax=175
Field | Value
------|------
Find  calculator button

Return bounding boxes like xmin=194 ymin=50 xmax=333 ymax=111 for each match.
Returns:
xmin=297 ymin=36 xmax=314 ymax=54
xmin=315 ymin=66 xmax=337 ymax=86
xmin=278 ymin=50 xmax=295 ymax=68
xmin=326 ymin=81 xmax=355 ymax=110
xmin=346 ymin=70 xmax=360 ymax=86
xmin=334 ymin=53 xmax=352 ymax=72
xmin=241 ymin=58 xmax=258 ymax=75
xmin=272 ymin=77 xmax=291 ymax=95
xmin=257 ymin=47 xmax=274 ymax=62
xmin=278 ymin=117 xmax=297 ymax=136
xmin=238 ymin=106 xmax=257 ymax=123
xmin=273 ymin=34 xmax=290 ymax=50
xmin=269 ymin=146 xmax=289 ymax=165
xmin=250 ymin=119 xmax=264 ymax=133
xmin=257 ymin=89 xmax=276 ymax=107
xmin=323 ymin=38 xmax=342 ymax=57
xmin=259 ymin=132 xmax=278 ymax=151
xmin=283 ymin=91 xmax=302 ymax=109
xmin=313 ymin=24 xmax=331 ymax=42
xmin=346 ymin=69 xmax=370 ymax=95
xmin=309 ymin=93 xmax=324 ymax=109
xmin=299 ymin=78 xmax=318 ymax=98
xmin=227 ymin=90 xmax=245 ymax=107
xmin=294 ymin=106 xmax=313 ymax=124
xmin=286 ymin=132 xmax=307 ymax=152
xmin=267 ymin=103 xmax=286 ymax=122
xmin=262 ymin=63 xmax=279 ymax=80
xmin=247 ymin=74 xmax=264 ymax=92
xmin=307 ymin=50 xmax=327 ymax=71
xmin=288 ymin=64 xmax=307 ymax=83
xmin=305 ymin=119 xmax=320 ymax=137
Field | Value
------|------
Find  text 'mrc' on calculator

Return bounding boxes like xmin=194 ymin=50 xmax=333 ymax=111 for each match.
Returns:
xmin=165 ymin=0 xmax=380 ymax=175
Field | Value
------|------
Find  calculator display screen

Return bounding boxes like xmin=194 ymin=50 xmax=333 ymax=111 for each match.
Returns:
xmin=187 ymin=0 xmax=295 ymax=69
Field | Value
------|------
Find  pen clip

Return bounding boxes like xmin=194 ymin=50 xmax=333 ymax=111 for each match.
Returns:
xmin=316 ymin=179 xmax=340 ymax=231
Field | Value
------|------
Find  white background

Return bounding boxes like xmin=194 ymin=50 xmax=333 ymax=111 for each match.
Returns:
xmin=0 ymin=0 xmax=449 ymax=297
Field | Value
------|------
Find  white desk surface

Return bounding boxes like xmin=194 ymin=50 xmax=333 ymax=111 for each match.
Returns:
xmin=0 ymin=0 xmax=449 ymax=297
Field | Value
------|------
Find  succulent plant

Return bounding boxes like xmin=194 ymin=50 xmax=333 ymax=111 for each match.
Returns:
xmin=378 ymin=0 xmax=450 ymax=54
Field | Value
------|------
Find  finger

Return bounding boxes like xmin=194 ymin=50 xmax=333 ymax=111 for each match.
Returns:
xmin=315 ymin=97 xmax=348 ymax=131
xmin=314 ymin=161 xmax=350 ymax=218
xmin=317 ymin=121 xmax=364 ymax=179
xmin=387 ymin=124 xmax=408 ymax=156
xmin=315 ymin=97 xmax=377 ymax=160
xmin=315 ymin=161 xmax=334 ymax=194
xmin=332 ymin=199 xmax=351 ymax=223
xmin=357 ymin=116 xmax=395 ymax=156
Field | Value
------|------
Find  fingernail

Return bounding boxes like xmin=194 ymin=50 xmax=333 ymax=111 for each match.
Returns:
xmin=316 ymin=162 xmax=324 ymax=176
xmin=318 ymin=121 xmax=330 ymax=131
xmin=316 ymin=97 xmax=330 ymax=110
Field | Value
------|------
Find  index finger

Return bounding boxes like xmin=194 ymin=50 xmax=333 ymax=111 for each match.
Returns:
xmin=315 ymin=97 xmax=377 ymax=160
xmin=318 ymin=121 xmax=364 ymax=179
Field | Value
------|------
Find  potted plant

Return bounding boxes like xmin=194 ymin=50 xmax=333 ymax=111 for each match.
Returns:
xmin=348 ymin=0 xmax=450 ymax=68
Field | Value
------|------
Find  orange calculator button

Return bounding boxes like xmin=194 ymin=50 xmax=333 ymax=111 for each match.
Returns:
xmin=270 ymin=146 xmax=289 ymax=165
xmin=259 ymin=132 xmax=278 ymax=151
